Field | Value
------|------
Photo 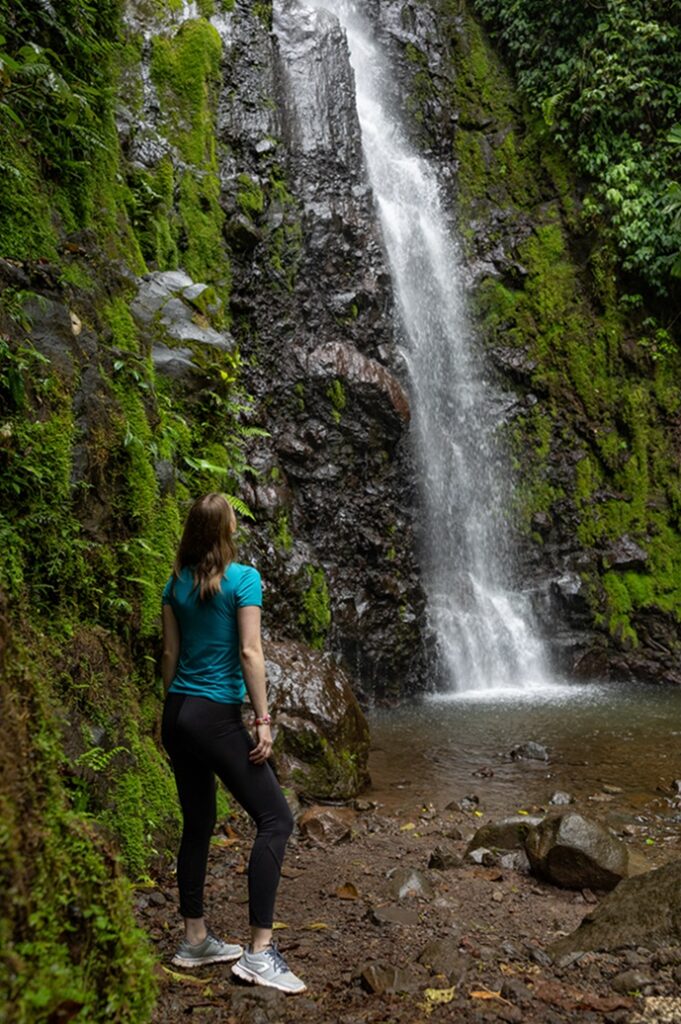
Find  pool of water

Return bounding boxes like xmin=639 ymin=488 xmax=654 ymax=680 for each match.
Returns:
xmin=367 ymin=681 xmax=681 ymax=853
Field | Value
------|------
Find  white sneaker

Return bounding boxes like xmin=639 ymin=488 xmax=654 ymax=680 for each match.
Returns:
xmin=232 ymin=942 xmax=307 ymax=994
xmin=171 ymin=931 xmax=243 ymax=968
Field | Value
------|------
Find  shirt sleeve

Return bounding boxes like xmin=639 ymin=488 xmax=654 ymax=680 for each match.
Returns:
xmin=161 ymin=575 xmax=174 ymax=606
xmin=236 ymin=566 xmax=262 ymax=608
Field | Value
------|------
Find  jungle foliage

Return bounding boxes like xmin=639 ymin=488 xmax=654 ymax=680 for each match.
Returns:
xmin=469 ymin=0 xmax=681 ymax=293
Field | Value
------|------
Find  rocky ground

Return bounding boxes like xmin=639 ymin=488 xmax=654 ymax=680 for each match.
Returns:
xmin=138 ymin=791 xmax=681 ymax=1023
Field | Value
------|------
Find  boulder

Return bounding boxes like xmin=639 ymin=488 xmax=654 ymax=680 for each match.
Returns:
xmin=550 ymin=859 xmax=681 ymax=956
xmin=370 ymin=904 xmax=420 ymax=926
xmin=465 ymin=815 xmax=543 ymax=855
xmin=265 ymin=639 xmax=370 ymax=800
xmin=525 ymin=813 xmax=636 ymax=890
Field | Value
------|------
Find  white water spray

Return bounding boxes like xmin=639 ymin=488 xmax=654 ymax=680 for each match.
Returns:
xmin=293 ymin=0 xmax=548 ymax=691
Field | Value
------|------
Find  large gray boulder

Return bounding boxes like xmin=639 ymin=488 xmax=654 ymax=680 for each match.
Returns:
xmin=264 ymin=639 xmax=370 ymax=801
xmin=524 ymin=813 xmax=637 ymax=890
xmin=550 ymin=859 xmax=681 ymax=956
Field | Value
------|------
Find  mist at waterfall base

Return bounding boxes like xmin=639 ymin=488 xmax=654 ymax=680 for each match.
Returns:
xmin=300 ymin=0 xmax=547 ymax=693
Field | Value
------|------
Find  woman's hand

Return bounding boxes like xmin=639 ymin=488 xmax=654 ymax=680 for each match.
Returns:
xmin=249 ymin=722 xmax=273 ymax=764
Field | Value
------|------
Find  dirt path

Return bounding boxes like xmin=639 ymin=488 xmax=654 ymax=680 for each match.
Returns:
xmin=138 ymin=793 xmax=681 ymax=1024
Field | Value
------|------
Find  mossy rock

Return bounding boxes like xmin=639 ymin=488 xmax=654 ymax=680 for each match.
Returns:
xmin=264 ymin=639 xmax=370 ymax=802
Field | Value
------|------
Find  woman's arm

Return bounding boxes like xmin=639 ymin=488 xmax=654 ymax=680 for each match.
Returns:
xmin=237 ymin=605 xmax=272 ymax=764
xmin=162 ymin=605 xmax=180 ymax=692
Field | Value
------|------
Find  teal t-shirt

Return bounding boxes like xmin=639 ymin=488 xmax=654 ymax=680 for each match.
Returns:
xmin=162 ymin=562 xmax=262 ymax=704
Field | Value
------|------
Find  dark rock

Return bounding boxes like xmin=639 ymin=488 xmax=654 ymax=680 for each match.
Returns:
xmin=151 ymin=344 xmax=197 ymax=383
xmin=224 ymin=214 xmax=262 ymax=252
xmin=610 ymin=969 xmax=654 ymax=994
xmin=297 ymin=805 xmax=356 ymax=845
xmin=447 ymin=794 xmax=479 ymax=812
xmin=525 ymin=813 xmax=634 ymax=890
xmin=428 ymin=844 xmax=463 ymax=870
xmin=418 ymin=939 xmax=469 ymax=983
xmin=466 ymin=815 xmax=543 ymax=854
xmin=510 ymin=741 xmax=548 ymax=762
xmin=387 ymin=867 xmax=434 ymax=900
xmin=602 ymin=535 xmax=648 ymax=572
xmin=265 ymin=639 xmax=370 ymax=800
xmin=550 ymin=859 xmax=681 ymax=956
xmin=306 ymin=341 xmax=410 ymax=421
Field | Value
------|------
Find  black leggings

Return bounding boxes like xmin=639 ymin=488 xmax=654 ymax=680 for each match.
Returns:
xmin=161 ymin=693 xmax=294 ymax=928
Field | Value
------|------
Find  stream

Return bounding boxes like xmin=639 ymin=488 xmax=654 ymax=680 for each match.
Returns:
xmin=368 ymin=681 xmax=681 ymax=859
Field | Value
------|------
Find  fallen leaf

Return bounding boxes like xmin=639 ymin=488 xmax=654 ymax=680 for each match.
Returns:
xmin=272 ymin=921 xmax=288 ymax=930
xmin=211 ymin=837 xmax=240 ymax=848
xmin=516 ymin=809 xmax=529 ymax=816
xmin=336 ymin=882 xmax=360 ymax=900
xmin=470 ymin=988 xmax=512 ymax=1005
xmin=473 ymin=810 xmax=484 ymax=817
xmin=400 ymin=822 xmax=416 ymax=831
xmin=160 ymin=966 xmax=205 ymax=985
xmin=305 ymin=921 xmax=329 ymax=931
xmin=424 ymin=987 xmax=457 ymax=1004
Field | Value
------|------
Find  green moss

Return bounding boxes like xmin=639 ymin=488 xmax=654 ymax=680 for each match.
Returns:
xmin=273 ymin=510 xmax=293 ymax=552
xmin=299 ymin=565 xmax=331 ymax=649
xmin=236 ymin=174 xmax=265 ymax=219
xmin=102 ymin=297 xmax=138 ymax=352
xmin=326 ymin=378 xmax=346 ymax=424
xmin=149 ymin=18 xmax=229 ymax=293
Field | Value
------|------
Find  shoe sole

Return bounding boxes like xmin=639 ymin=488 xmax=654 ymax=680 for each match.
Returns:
xmin=232 ymin=962 xmax=307 ymax=994
xmin=172 ymin=950 xmax=243 ymax=968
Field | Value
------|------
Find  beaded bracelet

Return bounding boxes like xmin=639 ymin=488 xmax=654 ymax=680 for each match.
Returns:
xmin=254 ymin=714 xmax=272 ymax=726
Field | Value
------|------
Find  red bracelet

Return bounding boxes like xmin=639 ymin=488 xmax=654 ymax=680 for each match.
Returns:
xmin=254 ymin=714 xmax=271 ymax=726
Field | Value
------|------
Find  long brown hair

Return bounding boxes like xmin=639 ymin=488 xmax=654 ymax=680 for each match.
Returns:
xmin=174 ymin=493 xmax=237 ymax=600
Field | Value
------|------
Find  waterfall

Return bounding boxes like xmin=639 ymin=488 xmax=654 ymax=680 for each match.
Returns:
xmin=284 ymin=0 xmax=548 ymax=692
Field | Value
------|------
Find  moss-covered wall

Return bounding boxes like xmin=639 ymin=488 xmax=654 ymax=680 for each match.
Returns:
xmin=0 ymin=1 xmax=258 ymax=1019
xmin=397 ymin=0 xmax=681 ymax=675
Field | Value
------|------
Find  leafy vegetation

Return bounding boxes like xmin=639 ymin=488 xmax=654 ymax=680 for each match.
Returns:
xmin=468 ymin=0 xmax=681 ymax=294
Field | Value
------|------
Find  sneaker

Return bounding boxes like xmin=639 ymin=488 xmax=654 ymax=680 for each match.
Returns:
xmin=171 ymin=931 xmax=243 ymax=968
xmin=232 ymin=942 xmax=307 ymax=994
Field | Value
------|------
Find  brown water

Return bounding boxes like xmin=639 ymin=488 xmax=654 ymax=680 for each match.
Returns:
xmin=368 ymin=681 xmax=681 ymax=858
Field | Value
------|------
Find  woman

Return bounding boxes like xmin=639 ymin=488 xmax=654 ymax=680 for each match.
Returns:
xmin=160 ymin=493 xmax=305 ymax=994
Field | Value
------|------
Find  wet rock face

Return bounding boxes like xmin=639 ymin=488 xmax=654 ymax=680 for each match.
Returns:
xmin=218 ymin=1 xmax=427 ymax=698
xmin=264 ymin=638 xmax=370 ymax=800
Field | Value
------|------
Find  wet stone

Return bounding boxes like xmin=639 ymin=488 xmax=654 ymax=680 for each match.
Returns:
xmin=428 ymin=844 xmax=463 ymax=870
xmin=387 ymin=866 xmax=434 ymax=900
xmin=418 ymin=939 xmax=469 ymax=982
xmin=297 ymin=805 xmax=355 ymax=845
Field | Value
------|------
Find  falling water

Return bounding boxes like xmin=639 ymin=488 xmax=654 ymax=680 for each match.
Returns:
xmin=293 ymin=1 xmax=548 ymax=691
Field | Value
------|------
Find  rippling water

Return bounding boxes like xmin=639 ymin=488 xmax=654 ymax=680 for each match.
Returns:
xmin=368 ymin=682 xmax=681 ymax=854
